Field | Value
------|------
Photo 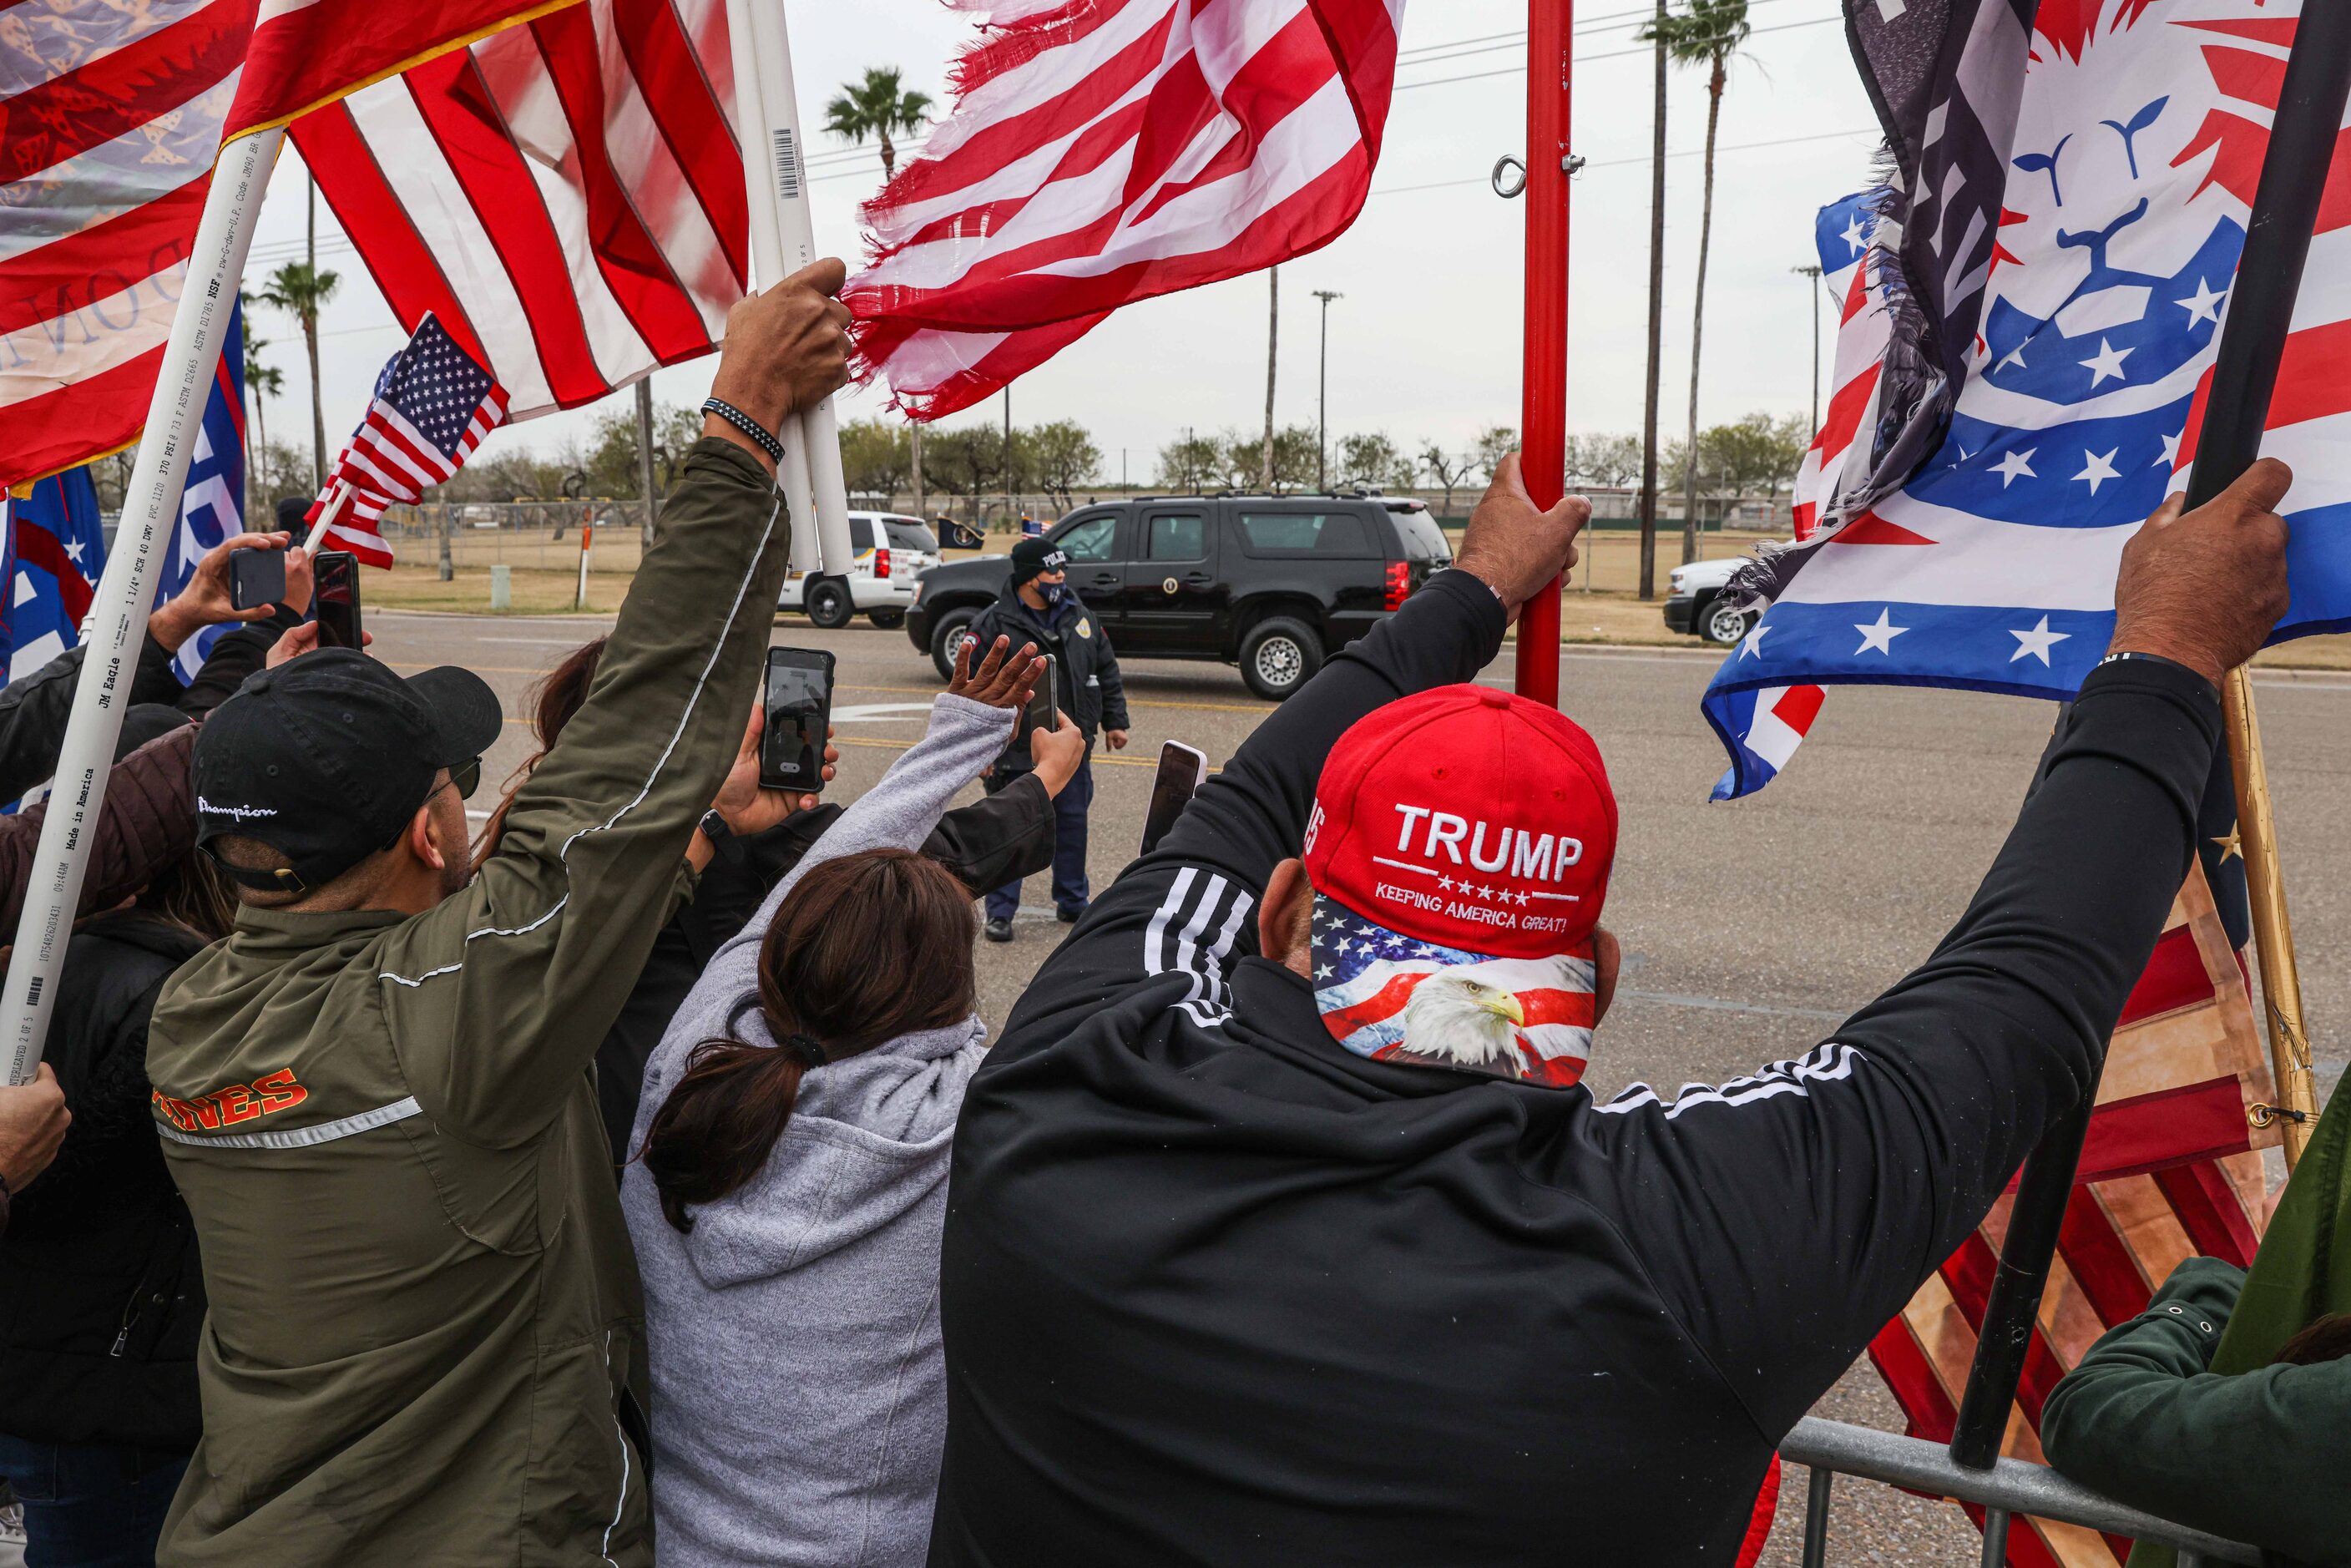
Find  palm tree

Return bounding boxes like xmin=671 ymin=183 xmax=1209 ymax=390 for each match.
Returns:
xmin=1641 ymin=0 xmax=1751 ymax=564
xmin=824 ymin=66 xmax=932 ymax=181
xmin=241 ymin=314 xmax=285 ymax=505
xmin=260 ymin=260 xmax=341 ymax=491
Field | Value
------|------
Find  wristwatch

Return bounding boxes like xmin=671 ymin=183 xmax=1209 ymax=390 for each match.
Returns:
xmin=698 ymin=809 xmax=733 ymax=848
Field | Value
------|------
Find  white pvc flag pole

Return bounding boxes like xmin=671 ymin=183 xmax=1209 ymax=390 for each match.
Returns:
xmin=727 ymin=0 xmax=856 ymax=575
xmin=2 ymin=128 xmax=283 ymax=1084
xmin=721 ymin=0 xmax=823 ymax=569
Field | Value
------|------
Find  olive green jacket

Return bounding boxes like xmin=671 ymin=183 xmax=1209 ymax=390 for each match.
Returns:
xmin=144 ymin=440 xmax=791 ymax=1567
xmin=2042 ymin=1255 xmax=2351 ymax=1568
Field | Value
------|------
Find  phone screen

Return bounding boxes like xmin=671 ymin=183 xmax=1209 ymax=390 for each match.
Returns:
xmin=1140 ymin=741 xmax=1209 ymax=856
xmin=761 ymin=648 xmax=832 ymax=792
xmin=313 ymin=552 xmax=361 ymax=649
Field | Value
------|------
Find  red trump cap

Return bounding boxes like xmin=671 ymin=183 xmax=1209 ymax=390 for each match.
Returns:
xmin=1304 ymin=685 xmax=1616 ymax=957
xmin=1300 ymin=685 xmax=1618 ymax=1086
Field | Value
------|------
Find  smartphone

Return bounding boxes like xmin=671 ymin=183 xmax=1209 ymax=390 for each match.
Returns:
xmin=227 ymin=549 xmax=285 ymax=612
xmin=761 ymin=647 xmax=834 ymax=792
xmin=1016 ymin=654 xmax=1059 ymax=742
xmin=1140 ymin=741 xmax=1209 ymax=856
xmin=313 ymin=551 xmax=361 ymax=649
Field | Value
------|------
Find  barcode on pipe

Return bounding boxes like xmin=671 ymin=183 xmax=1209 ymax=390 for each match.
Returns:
xmin=772 ymin=129 xmax=802 ymax=200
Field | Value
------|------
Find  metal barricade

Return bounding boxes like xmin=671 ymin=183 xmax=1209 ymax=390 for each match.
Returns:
xmin=1780 ymin=1418 xmax=2262 ymax=1568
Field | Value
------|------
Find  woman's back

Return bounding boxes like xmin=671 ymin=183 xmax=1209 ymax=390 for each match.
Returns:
xmin=623 ymin=1012 xmax=983 ymax=1568
xmin=618 ymin=677 xmax=1031 ymax=1568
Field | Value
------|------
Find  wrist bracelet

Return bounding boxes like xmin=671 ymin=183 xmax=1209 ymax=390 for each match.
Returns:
xmin=2096 ymin=650 xmax=2222 ymax=696
xmin=702 ymin=397 xmax=786 ymax=465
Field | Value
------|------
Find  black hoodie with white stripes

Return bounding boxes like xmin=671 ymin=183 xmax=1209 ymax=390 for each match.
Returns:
xmin=930 ymin=569 xmax=2223 ymax=1566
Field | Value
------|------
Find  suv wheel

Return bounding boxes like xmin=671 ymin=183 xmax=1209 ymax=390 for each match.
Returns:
xmin=806 ymin=579 xmax=853 ymax=630
xmin=1239 ymin=617 xmax=1322 ymax=701
xmin=928 ymin=607 xmax=981 ymax=682
xmin=867 ymin=609 xmax=906 ymax=630
xmin=1700 ymin=596 xmax=1756 ymax=646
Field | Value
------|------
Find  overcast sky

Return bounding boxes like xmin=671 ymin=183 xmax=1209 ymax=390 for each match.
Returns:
xmin=240 ymin=0 xmax=1880 ymax=484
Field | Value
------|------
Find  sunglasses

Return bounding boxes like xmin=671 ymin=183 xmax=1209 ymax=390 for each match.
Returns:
xmin=437 ymin=757 xmax=483 ymax=802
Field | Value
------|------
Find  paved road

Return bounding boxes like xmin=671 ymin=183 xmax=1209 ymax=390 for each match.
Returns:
xmin=373 ymin=608 xmax=2351 ymax=1565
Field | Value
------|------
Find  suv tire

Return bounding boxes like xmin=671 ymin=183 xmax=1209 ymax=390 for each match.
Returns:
xmin=867 ymin=609 xmax=906 ymax=630
xmin=928 ymin=606 xmax=982 ymax=681
xmin=1700 ymin=595 xmax=1755 ymax=646
xmin=1240 ymin=616 xmax=1322 ymax=701
xmin=806 ymin=579 xmax=853 ymax=630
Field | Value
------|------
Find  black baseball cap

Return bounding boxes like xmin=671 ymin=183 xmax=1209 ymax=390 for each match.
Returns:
xmin=193 ymin=649 xmax=503 ymax=895
xmin=1009 ymin=537 xmax=1069 ymax=584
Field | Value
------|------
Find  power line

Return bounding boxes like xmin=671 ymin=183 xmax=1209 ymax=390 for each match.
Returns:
xmin=1395 ymin=13 xmax=1843 ymax=91
xmin=1366 ymin=124 xmax=1878 ymax=199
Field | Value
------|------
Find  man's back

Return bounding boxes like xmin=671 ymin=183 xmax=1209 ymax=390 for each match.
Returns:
xmin=145 ymin=434 xmax=808 ymax=1567
xmin=149 ymin=913 xmax=642 ymax=1565
xmin=935 ymin=956 xmax=1771 ymax=1565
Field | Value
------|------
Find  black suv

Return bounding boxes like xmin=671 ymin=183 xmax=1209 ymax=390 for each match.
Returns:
xmin=904 ymin=495 xmax=1454 ymax=699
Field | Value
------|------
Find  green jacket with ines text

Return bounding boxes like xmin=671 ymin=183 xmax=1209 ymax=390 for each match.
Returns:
xmin=144 ymin=440 xmax=791 ymax=1567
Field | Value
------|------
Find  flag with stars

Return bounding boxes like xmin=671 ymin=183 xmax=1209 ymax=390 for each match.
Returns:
xmin=0 ymin=468 xmax=105 ymax=684
xmin=308 ymin=313 xmax=508 ymax=568
xmin=1706 ymin=0 xmax=2351 ymax=800
xmin=1308 ymin=893 xmax=1596 ymax=1089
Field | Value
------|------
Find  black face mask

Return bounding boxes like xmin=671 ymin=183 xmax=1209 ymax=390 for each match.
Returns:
xmin=1034 ymin=580 xmax=1068 ymax=609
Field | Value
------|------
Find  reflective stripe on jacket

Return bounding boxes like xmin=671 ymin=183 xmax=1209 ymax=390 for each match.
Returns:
xmin=145 ymin=441 xmax=793 ymax=1568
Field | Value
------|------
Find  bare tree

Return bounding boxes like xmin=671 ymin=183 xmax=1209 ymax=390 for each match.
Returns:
xmin=1418 ymin=443 xmax=1476 ymax=514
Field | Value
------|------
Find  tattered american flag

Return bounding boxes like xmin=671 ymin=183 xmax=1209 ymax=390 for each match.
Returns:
xmin=1869 ymin=862 xmax=2277 ymax=1568
xmin=291 ymin=0 xmax=743 ymax=422
xmin=845 ymin=0 xmax=1406 ymax=420
xmin=308 ymin=313 xmax=506 ymax=567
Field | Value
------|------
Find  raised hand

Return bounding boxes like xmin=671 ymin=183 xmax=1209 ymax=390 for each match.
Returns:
xmin=2109 ymin=458 xmax=2293 ymax=687
xmin=1452 ymin=452 xmax=1592 ymax=626
xmin=948 ymin=635 xmax=1044 ymax=711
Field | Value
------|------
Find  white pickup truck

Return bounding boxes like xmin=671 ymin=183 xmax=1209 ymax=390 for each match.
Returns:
xmin=1661 ymin=557 xmax=1760 ymax=645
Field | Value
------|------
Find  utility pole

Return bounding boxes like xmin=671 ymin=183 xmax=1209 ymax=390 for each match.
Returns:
xmin=1312 ymin=289 xmax=1342 ymax=491
xmin=1793 ymin=264 xmax=1824 ymax=434
xmin=635 ymin=379 xmax=660 ymax=548
xmin=1261 ymin=266 xmax=1279 ymax=491
xmin=1636 ymin=0 xmax=1667 ymax=601
xmin=1002 ymin=387 xmax=1014 ymax=529
xmin=910 ymin=422 xmax=925 ymax=518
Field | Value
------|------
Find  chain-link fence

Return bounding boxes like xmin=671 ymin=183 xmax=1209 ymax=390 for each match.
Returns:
xmin=374 ymin=501 xmax=653 ymax=574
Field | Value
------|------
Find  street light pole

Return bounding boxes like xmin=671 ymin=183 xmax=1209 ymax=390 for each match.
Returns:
xmin=1313 ymin=289 xmax=1342 ymax=491
xmin=1792 ymin=264 xmax=1824 ymax=433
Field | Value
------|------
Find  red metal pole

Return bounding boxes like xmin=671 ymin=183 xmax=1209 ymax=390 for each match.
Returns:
xmin=1514 ymin=0 xmax=1571 ymax=706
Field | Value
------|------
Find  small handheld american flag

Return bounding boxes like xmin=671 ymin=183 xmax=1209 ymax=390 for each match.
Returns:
xmin=309 ymin=314 xmax=508 ymax=568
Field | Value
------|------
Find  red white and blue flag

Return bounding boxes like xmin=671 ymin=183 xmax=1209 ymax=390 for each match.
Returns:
xmin=846 ymin=0 xmax=1407 ymax=420
xmin=1310 ymin=895 xmax=1596 ymax=1089
xmin=0 ymin=470 xmax=104 ymax=684
xmin=1706 ymin=0 xmax=2351 ymax=801
xmin=307 ymin=313 xmax=507 ymax=567
xmin=158 ymin=299 xmax=249 ymax=680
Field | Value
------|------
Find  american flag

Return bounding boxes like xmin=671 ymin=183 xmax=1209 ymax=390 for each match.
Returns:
xmin=290 ymin=0 xmax=742 ymax=422
xmin=1309 ymin=895 xmax=1595 ymax=1089
xmin=0 ymin=0 xmax=247 ymax=491
xmin=308 ymin=314 xmax=507 ymax=568
xmin=845 ymin=0 xmax=1406 ymax=421
xmin=0 ymin=0 xmax=569 ymax=493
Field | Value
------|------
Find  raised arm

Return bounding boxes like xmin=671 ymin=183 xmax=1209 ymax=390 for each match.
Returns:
xmin=378 ymin=265 xmax=852 ymax=1144
xmin=993 ymin=458 xmax=1589 ymax=1058
xmin=1582 ymin=461 xmax=2298 ymax=1439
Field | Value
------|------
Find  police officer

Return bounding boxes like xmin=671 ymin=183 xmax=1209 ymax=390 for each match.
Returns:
xmin=970 ymin=536 xmax=1128 ymax=941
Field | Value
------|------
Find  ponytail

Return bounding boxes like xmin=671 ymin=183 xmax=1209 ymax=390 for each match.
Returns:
xmin=638 ymin=848 xmax=977 ymax=1232
xmin=639 ymin=1037 xmax=812 ymax=1233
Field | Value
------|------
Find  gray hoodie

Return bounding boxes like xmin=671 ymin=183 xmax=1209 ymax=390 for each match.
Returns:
xmin=621 ymin=693 xmax=1013 ymax=1568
